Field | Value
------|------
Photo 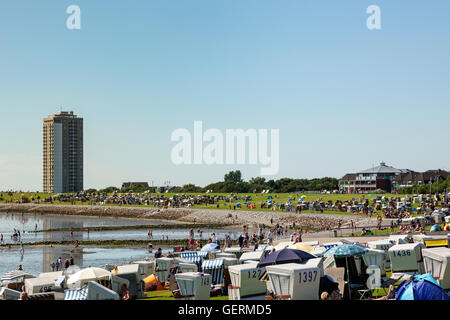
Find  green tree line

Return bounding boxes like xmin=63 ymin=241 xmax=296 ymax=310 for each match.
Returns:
xmin=398 ymin=175 xmax=450 ymax=194
xmin=90 ymin=170 xmax=339 ymax=194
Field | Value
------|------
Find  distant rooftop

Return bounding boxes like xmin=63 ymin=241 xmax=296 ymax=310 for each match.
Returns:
xmin=44 ymin=110 xmax=81 ymax=121
xmin=357 ymin=162 xmax=403 ymax=174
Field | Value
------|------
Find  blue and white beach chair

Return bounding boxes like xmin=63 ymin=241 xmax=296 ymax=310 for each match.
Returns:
xmin=64 ymin=287 xmax=88 ymax=300
xmin=179 ymin=252 xmax=203 ymax=268
xmin=201 ymin=259 xmax=224 ymax=285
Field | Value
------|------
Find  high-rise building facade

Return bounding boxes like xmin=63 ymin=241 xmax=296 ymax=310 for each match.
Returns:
xmin=43 ymin=111 xmax=83 ymax=193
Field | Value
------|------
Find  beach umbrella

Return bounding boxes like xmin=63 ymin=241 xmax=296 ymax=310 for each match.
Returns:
xmin=1 ymin=270 xmax=34 ymax=282
xmin=287 ymin=243 xmax=315 ymax=252
xmin=323 ymin=244 xmax=368 ymax=258
xmin=396 ymin=274 xmax=450 ymax=300
xmin=200 ymin=243 xmax=219 ymax=252
xmin=67 ymin=267 xmax=111 ymax=285
xmin=257 ymin=248 xmax=316 ymax=268
xmin=430 ymin=224 xmax=442 ymax=232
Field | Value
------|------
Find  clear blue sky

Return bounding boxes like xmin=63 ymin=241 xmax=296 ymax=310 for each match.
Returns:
xmin=1 ymin=0 xmax=449 ymax=191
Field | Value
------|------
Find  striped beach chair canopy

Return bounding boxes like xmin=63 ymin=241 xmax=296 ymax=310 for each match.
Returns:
xmin=197 ymin=251 xmax=209 ymax=258
xmin=201 ymin=259 xmax=224 ymax=285
xmin=180 ymin=251 xmax=199 ymax=258
xmin=179 ymin=252 xmax=203 ymax=265
xmin=184 ymin=256 xmax=202 ymax=265
xmin=64 ymin=287 xmax=88 ymax=300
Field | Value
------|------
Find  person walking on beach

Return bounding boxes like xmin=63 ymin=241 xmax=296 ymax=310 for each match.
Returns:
xmin=55 ymin=259 xmax=60 ymax=271
xmin=50 ymin=262 xmax=56 ymax=272
xmin=238 ymin=234 xmax=244 ymax=248
xmin=268 ymin=230 xmax=273 ymax=245
xmin=154 ymin=248 xmax=163 ymax=259
xmin=0 ymin=233 xmax=3 ymax=244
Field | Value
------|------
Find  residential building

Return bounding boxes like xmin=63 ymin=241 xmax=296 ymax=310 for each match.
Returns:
xmin=43 ymin=111 xmax=83 ymax=193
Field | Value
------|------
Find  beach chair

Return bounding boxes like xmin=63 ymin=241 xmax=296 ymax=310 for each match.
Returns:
xmin=168 ymin=273 xmax=181 ymax=297
xmin=201 ymin=259 xmax=224 ymax=286
xmin=64 ymin=287 xmax=88 ymax=300
xmin=179 ymin=252 xmax=203 ymax=269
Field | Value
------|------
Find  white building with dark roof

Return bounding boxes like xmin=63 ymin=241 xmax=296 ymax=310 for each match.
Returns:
xmin=339 ymin=162 xmax=411 ymax=193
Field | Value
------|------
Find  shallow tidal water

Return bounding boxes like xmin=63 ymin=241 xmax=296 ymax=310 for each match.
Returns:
xmin=0 ymin=211 xmax=245 ymax=277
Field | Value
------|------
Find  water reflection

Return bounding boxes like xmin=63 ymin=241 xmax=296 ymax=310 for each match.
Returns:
xmin=0 ymin=211 xmax=176 ymax=244
xmin=0 ymin=246 xmax=172 ymax=277
xmin=0 ymin=212 xmax=247 ymax=277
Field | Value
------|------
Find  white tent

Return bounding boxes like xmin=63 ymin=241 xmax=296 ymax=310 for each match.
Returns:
xmin=67 ymin=267 xmax=111 ymax=287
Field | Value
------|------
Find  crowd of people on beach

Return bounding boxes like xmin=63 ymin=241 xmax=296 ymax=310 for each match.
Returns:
xmin=49 ymin=256 xmax=75 ymax=271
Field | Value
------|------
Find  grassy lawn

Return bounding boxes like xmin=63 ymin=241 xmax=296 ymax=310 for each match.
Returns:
xmin=0 ymin=192 xmax=408 ymax=217
xmin=340 ymin=223 xmax=441 ymax=238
